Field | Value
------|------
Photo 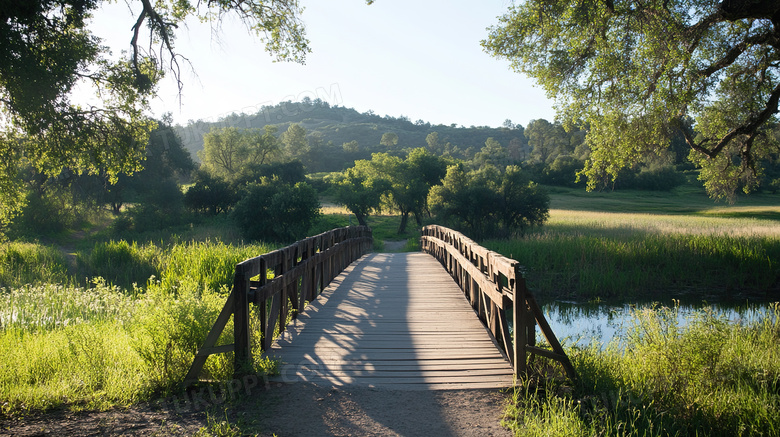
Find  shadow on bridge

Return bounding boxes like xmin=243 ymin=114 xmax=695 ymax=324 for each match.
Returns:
xmin=270 ymin=252 xmax=515 ymax=389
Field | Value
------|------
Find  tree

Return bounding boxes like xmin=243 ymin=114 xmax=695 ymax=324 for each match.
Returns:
xmin=525 ymin=119 xmax=569 ymax=165
xmin=280 ymin=123 xmax=310 ymax=163
xmin=380 ymin=132 xmax=399 ymax=148
xmin=199 ymin=126 xmax=279 ymax=182
xmin=106 ymin=117 xmax=195 ymax=214
xmin=428 ymin=164 xmax=549 ymax=238
xmin=244 ymin=125 xmax=281 ymax=168
xmin=342 ymin=140 xmax=360 ymax=153
xmin=0 ymin=0 xmax=314 ymax=235
xmin=332 ymin=161 xmax=391 ymax=226
xmin=371 ymin=148 xmax=448 ymax=233
xmin=473 ymin=137 xmax=509 ymax=169
xmin=199 ymin=127 xmax=245 ymax=180
xmin=184 ymin=171 xmax=237 ymax=215
xmin=483 ymin=0 xmax=780 ymax=200
xmin=231 ymin=179 xmax=320 ymax=243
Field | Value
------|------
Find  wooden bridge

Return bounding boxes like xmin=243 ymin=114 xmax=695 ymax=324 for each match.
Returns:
xmin=184 ymin=225 xmax=574 ymax=389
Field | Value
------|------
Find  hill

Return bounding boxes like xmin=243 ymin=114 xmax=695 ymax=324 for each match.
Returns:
xmin=173 ymin=98 xmax=528 ymax=173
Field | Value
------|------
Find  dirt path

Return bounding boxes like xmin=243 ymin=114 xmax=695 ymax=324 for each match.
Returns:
xmin=382 ymin=239 xmax=408 ymax=252
xmin=1 ymin=382 xmax=513 ymax=436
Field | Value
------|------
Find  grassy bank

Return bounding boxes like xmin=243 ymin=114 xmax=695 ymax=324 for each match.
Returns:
xmin=0 ymin=237 xmax=277 ymax=416
xmin=484 ymin=206 xmax=780 ymax=301
xmin=505 ymin=303 xmax=780 ymax=436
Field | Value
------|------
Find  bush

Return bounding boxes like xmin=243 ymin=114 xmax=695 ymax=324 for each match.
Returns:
xmin=231 ymin=180 xmax=320 ymax=243
xmin=9 ymin=191 xmax=72 ymax=238
xmin=185 ymin=172 xmax=237 ymax=215
xmin=130 ymin=287 xmax=230 ymax=391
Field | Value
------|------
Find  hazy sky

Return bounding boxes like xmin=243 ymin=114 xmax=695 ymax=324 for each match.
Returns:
xmin=89 ymin=0 xmax=555 ymax=128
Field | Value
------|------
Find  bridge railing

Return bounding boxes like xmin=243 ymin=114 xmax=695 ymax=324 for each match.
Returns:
xmin=421 ymin=225 xmax=576 ymax=379
xmin=183 ymin=226 xmax=373 ymax=386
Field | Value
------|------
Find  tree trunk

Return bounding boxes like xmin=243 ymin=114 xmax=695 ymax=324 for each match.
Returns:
xmin=398 ymin=211 xmax=409 ymax=234
xmin=356 ymin=213 xmax=368 ymax=227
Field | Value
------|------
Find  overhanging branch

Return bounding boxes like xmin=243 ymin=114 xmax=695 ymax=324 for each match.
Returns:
xmin=686 ymin=81 xmax=780 ymax=158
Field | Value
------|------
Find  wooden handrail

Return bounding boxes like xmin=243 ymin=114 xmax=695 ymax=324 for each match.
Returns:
xmin=421 ymin=225 xmax=576 ymax=380
xmin=183 ymin=226 xmax=373 ymax=386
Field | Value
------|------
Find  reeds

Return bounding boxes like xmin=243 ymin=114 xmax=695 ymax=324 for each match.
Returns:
xmin=0 ymin=242 xmax=69 ymax=287
xmin=505 ymin=303 xmax=780 ymax=436
xmin=485 ymin=209 xmax=780 ymax=300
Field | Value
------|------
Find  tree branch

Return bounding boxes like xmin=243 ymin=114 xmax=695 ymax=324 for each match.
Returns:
xmin=689 ymin=81 xmax=780 ymax=159
xmin=698 ymin=31 xmax=778 ymax=77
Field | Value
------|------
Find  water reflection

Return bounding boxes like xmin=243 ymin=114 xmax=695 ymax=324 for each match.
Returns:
xmin=543 ymin=300 xmax=776 ymax=348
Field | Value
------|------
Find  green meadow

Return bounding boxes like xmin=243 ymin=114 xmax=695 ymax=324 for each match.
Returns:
xmin=0 ymin=232 xmax=277 ymax=415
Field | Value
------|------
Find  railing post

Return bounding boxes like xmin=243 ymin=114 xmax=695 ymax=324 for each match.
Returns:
xmin=513 ymin=264 xmax=527 ymax=376
xmin=233 ymin=263 xmax=251 ymax=376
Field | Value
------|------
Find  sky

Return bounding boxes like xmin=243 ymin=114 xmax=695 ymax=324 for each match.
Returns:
xmin=88 ymin=0 xmax=556 ymax=129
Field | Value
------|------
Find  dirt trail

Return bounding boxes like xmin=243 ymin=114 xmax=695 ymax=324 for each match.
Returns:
xmin=382 ymin=239 xmax=408 ymax=252
xmin=1 ymin=383 xmax=512 ymax=436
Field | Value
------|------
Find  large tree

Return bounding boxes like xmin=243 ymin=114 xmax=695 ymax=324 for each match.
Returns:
xmin=483 ymin=0 xmax=780 ymax=200
xmin=373 ymin=148 xmax=448 ymax=233
xmin=0 ymin=0 xmax=311 ymax=235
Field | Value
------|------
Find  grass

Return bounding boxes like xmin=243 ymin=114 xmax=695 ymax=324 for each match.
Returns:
xmin=0 ymin=207 xmax=366 ymax=417
xmin=0 ymin=242 xmax=69 ymax=288
xmin=484 ymin=206 xmax=780 ymax=301
xmin=0 ymin=226 xmax=280 ymax=416
xmin=545 ymin=185 xmax=780 ymax=215
xmin=504 ymin=303 xmax=780 ymax=436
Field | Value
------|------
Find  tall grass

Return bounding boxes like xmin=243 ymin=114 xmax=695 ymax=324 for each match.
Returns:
xmin=485 ymin=210 xmax=780 ymax=300
xmin=75 ymin=239 xmax=276 ymax=292
xmin=77 ymin=240 xmax=162 ymax=289
xmin=159 ymin=241 xmax=274 ymax=294
xmin=505 ymin=303 xmax=780 ymax=436
xmin=0 ymin=242 xmax=69 ymax=287
xmin=0 ymin=280 xmax=135 ymax=331
xmin=0 ymin=237 xmax=279 ymax=416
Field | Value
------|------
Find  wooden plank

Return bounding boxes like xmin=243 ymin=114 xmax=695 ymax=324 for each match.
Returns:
xmin=268 ymin=252 xmax=515 ymax=389
xmin=196 ymin=344 xmax=235 ymax=357
xmin=182 ymin=290 xmax=236 ymax=385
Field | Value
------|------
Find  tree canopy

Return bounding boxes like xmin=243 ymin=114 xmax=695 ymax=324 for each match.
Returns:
xmin=428 ymin=164 xmax=550 ymax=239
xmin=483 ymin=0 xmax=780 ymax=200
xmin=0 ymin=0 xmax=311 ymax=235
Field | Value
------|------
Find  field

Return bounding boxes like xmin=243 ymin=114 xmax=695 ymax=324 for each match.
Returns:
xmin=1 ymin=187 xmax=779 ymax=435
xmin=486 ymin=188 xmax=780 ymax=302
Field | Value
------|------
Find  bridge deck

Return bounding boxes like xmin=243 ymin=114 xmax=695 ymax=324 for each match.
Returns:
xmin=268 ymin=252 xmax=515 ymax=390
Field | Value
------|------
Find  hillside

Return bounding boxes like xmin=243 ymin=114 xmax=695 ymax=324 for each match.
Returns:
xmin=173 ymin=99 xmax=529 ymax=172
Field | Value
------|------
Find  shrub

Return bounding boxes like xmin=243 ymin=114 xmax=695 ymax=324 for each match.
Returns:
xmin=9 ymin=191 xmax=72 ymax=238
xmin=185 ymin=171 xmax=237 ymax=215
xmin=231 ymin=179 xmax=320 ymax=243
xmin=130 ymin=286 xmax=230 ymax=391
